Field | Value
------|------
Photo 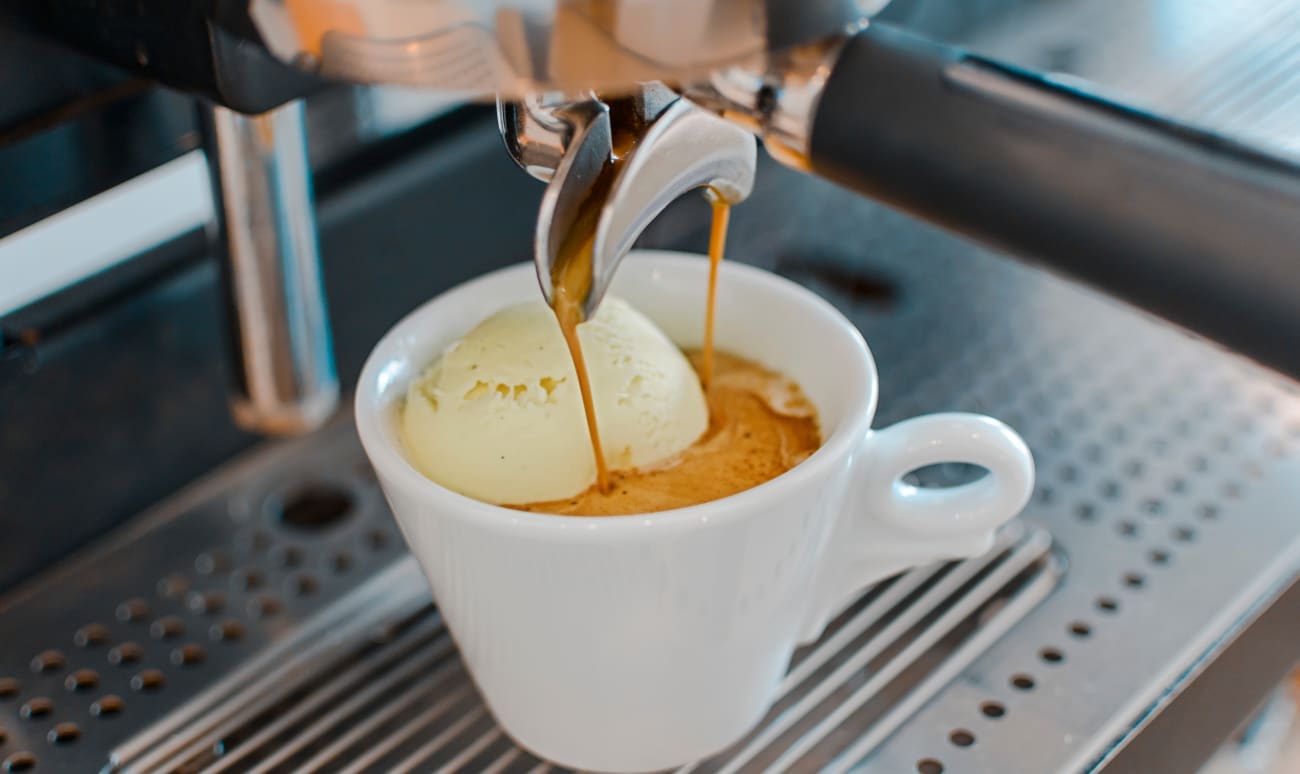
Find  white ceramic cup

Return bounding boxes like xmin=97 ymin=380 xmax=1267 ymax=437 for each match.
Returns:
xmin=355 ymin=250 xmax=1035 ymax=773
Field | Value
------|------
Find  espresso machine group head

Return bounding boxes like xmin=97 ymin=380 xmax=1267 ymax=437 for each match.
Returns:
xmin=18 ymin=0 xmax=1300 ymax=435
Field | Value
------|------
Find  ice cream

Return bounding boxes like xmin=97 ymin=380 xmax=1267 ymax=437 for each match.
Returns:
xmin=400 ymin=296 xmax=708 ymax=505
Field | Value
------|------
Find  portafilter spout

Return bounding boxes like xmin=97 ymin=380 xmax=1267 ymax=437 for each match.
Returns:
xmin=522 ymin=94 xmax=757 ymax=321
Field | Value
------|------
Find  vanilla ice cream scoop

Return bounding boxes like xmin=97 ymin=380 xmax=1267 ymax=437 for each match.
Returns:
xmin=400 ymin=296 xmax=708 ymax=505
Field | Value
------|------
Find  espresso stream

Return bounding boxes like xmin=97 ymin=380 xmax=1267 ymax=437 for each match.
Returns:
xmin=548 ymin=169 xmax=736 ymax=497
xmin=551 ymin=234 xmax=611 ymax=493
xmin=516 ymin=350 xmax=820 ymax=515
xmin=548 ymin=159 xmax=617 ymax=494
xmin=701 ymin=194 xmax=730 ymax=389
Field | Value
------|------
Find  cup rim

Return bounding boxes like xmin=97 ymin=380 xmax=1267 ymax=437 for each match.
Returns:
xmin=355 ymin=251 xmax=879 ymax=536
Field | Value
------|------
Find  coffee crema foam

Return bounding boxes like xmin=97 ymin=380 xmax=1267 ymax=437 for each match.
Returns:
xmin=513 ymin=350 xmax=820 ymax=516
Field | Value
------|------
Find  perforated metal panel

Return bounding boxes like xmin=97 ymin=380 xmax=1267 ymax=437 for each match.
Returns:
xmin=838 ymin=3 xmax=1300 ymax=770
xmin=3 ymin=193 xmax=1297 ymax=774
xmin=0 ymin=428 xmax=410 ymax=773
xmin=5 ymin=221 xmax=1296 ymax=774
xmin=0 ymin=417 xmax=1059 ymax=773
xmin=132 ymin=527 xmax=1061 ymax=773
xmin=771 ymin=213 xmax=1300 ymax=773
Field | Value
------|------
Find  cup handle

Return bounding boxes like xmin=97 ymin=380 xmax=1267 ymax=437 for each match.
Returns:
xmin=798 ymin=412 xmax=1035 ymax=643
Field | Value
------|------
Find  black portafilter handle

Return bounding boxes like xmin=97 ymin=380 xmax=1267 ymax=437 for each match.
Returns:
xmin=808 ymin=24 xmax=1300 ymax=379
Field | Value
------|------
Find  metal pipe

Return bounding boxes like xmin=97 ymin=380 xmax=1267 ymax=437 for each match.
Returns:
xmin=199 ymin=101 xmax=338 ymax=435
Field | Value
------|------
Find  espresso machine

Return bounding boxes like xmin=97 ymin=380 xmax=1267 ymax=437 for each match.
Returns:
xmin=3 ymin=1 xmax=1300 ymax=772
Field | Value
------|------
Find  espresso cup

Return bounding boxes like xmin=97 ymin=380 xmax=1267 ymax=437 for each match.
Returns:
xmin=355 ymin=250 xmax=1034 ymax=773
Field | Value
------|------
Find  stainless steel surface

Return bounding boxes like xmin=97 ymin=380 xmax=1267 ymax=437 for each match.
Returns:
xmin=967 ymin=0 xmax=1300 ymax=160
xmin=5 ymin=3 xmax=1300 ymax=773
xmin=201 ymin=102 xmax=339 ymax=436
xmin=497 ymin=95 xmax=575 ymax=183
xmin=534 ymin=97 xmax=756 ymax=318
xmin=692 ymin=521 xmax=1056 ymax=774
xmin=588 ymin=99 xmax=755 ymax=304
xmin=3 ymin=219 xmax=1299 ymax=771
xmin=0 ymin=416 xmax=1056 ymax=773
xmin=532 ymin=97 xmax=612 ymax=311
xmin=0 ymin=417 xmax=410 ymax=773
xmin=831 ymin=261 xmax=1300 ymax=774
xmin=498 ymin=83 xmax=678 ymax=183
xmin=4 ymin=218 xmax=1299 ymax=773
xmin=688 ymin=37 xmax=847 ymax=171
xmin=157 ymin=524 xmax=1056 ymax=774
xmin=247 ymin=0 xmax=892 ymax=96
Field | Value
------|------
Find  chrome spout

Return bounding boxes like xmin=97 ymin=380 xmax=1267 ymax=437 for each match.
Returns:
xmin=590 ymin=99 xmax=756 ymax=297
xmin=528 ymin=95 xmax=757 ymax=320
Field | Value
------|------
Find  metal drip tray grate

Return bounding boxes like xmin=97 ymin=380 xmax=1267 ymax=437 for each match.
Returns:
xmin=150 ymin=524 xmax=1057 ymax=774
xmin=0 ymin=417 xmax=1056 ymax=774
xmin=689 ymin=521 xmax=1056 ymax=774
xmin=0 ymin=425 xmax=414 ymax=774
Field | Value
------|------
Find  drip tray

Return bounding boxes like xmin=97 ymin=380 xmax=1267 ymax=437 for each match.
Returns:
xmin=152 ymin=531 xmax=1057 ymax=774
xmin=0 ymin=419 xmax=1058 ymax=774
xmin=689 ymin=521 xmax=1057 ymax=774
